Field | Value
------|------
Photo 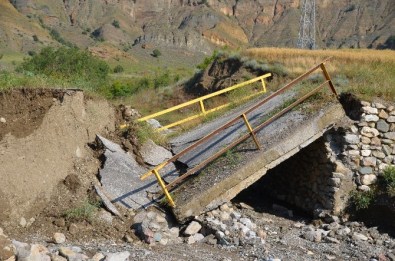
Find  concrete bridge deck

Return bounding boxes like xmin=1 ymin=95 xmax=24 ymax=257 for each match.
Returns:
xmin=170 ymin=102 xmax=346 ymax=222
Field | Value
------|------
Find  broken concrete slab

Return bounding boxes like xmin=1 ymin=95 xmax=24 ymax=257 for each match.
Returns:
xmin=94 ymin=184 xmax=121 ymax=217
xmin=97 ymin=135 xmax=161 ymax=209
xmin=140 ymin=139 xmax=172 ymax=166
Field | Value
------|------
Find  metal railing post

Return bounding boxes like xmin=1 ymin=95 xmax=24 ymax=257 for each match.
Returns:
xmin=199 ymin=100 xmax=206 ymax=115
xmin=320 ymin=63 xmax=338 ymax=97
xmin=241 ymin=113 xmax=261 ymax=150
xmin=153 ymin=169 xmax=175 ymax=207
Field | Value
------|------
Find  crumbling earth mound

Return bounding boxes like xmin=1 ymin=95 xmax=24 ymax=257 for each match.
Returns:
xmin=0 ymin=89 xmax=115 ymax=226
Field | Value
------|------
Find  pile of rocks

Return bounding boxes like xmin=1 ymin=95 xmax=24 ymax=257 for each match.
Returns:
xmin=197 ymin=203 xmax=265 ymax=246
xmin=132 ymin=209 xmax=182 ymax=245
xmin=344 ymin=101 xmax=395 ymax=189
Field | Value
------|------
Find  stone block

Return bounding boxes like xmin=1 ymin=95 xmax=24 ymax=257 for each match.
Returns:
xmin=362 ymin=106 xmax=378 ymax=114
xmin=344 ymin=134 xmax=359 ymax=144
xmin=384 ymin=132 xmax=395 ymax=140
xmin=377 ymin=120 xmax=390 ymax=132
xmin=362 ymin=157 xmax=377 ymax=167
xmin=378 ymin=110 xmax=389 ymax=119
xmin=361 ymin=174 xmax=377 ymax=186
xmin=361 ymin=150 xmax=371 ymax=156
xmin=387 ymin=116 xmax=395 ymax=123
xmin=361 ymin=127 xmax=379 ymax=137
xmin=364 ymin=114 xmax=379 ymax=122
xmin=372 ymin=151 xmax=386 ymax=159
xmin=359 ymin=167 xmax=373 ymax=175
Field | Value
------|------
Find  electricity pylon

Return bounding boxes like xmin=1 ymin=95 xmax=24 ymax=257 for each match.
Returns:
xmin=297 ymin=0 xmax=316 ymax=49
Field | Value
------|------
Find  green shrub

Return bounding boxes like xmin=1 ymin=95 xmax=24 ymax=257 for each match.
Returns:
xmin=112 ymin=20 xmax=120 ymax=28
xmin=382 ymin=166 xmax=395 ymax=197
xmin=152 ymin=49 xmax=161 ymax=58
xmin=197 ymin=50 xmax=219 ymax=70
xmin=64 ymin=200 xmax=100 ymax=222
xmin=49 ymin=29 xmax=74 ymax=47
xmin=154 ymin=71 xmax=170 ymax=88
xmin=18 ymin=47 xmax=110 ymax=86
xmin=349 ymin=190 xmax=375 ymax=211
xmin=28 ymin=50 xmax=36 ymax=56
xmin=33 ymin=35 xmax=39 ymax=42
xmin=113 ymin=65 xmax=124 ymax=73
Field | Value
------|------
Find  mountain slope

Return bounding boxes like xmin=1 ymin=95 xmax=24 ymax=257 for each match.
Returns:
xmin=2 ymin=0 xmax=395 ymax=55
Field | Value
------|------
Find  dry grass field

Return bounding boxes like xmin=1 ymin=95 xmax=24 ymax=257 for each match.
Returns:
xmin=243 ymin=48 xmax=395 ymax=101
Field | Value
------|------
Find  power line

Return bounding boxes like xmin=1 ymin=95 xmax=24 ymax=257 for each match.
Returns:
xmin=297 ymin=0 xmax=316 ymax=49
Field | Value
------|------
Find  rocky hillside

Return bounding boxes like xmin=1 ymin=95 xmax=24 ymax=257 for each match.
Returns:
xmin=1 ymin=0 xmax=394 ymax=55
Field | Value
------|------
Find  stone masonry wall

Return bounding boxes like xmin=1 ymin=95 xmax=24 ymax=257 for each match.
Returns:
xmin=343 ymin=101 xmax=395 ymax=191
xmin=258 ymin=136 xmax=353 ymax=216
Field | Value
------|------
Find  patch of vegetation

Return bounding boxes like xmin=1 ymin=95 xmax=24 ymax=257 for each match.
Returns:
xmin=113 ymin=65 xmax=124 ymax=73
xmin=32 ymin=35 xmax=39 ymax=42
xmin=382 ymin=166 xmax=395 ymax=197
xmin=349 ymin=190 xmax=375 ymax=211
xmin=132 ymin=121 xmax=167 ymax=147
xmin=112 ymin=20 xmax=120 ymax=28
xmin=17 ymin=47 xmax=110 ymax=88
xmin=349 ymin=166 xmax=395 ymax=212
xmin=197 ymin=50 xmax=219 ymax=70
xmin=49 ymin=29 xmax=74 ymax=47
xmin=152 ymin=49 xmax=162 ymax=58
xmin=64 ymin=200 xmax=101 ymax=222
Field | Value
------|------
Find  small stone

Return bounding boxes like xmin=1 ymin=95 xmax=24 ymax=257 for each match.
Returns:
xmin=379 ymin=163 xmax=389 ymax=171
xmin=361 ymin=150 xmax=372 ymax=156
xmin=363 ymin=106 xmax=378 ymax=114
xmin=387 ymin=116 xmax=395 ymax=123
xmin=186 ymin=236 xmax=196 ymax=244
xmin=230 ymin=211 xmax=241 ymax=220
xmin=153 ymin=232 xmax=162 ymax=242
xmin=105 ymin=251 xmax=130 ymax=261
xmin=348 ymin=150 xmax=360 ymax=156
xmin=361 ymin=101 xmax=371 ymax=106
xmin=382 ymin=145 xmax=392 ymax=156
xmin=361 ymin=174 xmax=377 ymax=186
xmin=19 ymin=218 xmax=27 ymax=228
xmin=363 ymin=127 xmax=380 ymax=137
xmin=362 ymin=157 xmax=377 ymax=167
xmin=219 ymin=204 xmax=230 ymax=212
xmin=240 ymin=218 xmax=256 ymax=230
xmin=374 ymin=103 xmax=386 ymax=109
xmin=384 ymin=132 xmax=395 ymax=140
xmin=352 ymin=232 xmax=368 ymax=241
xmin=388 ymin=105 xmax=395 ymax=112
xmin=53 ymin=233 xmax=66 ymax=244
xmin=350 ymin=125 xmax=359 ymax=133
xmin=371 ymin=137 xmax=382 ymax=146
xmin=303 ymin=230 xmax=322 ymax=242
xmin=364 ymin=115 xmax=379 ymax=122
xmin=361 ymin=136 xmax=371 ymax=144
xmin=59 ymin=247 xmax=88 ymax=260
xmin=358 ymin=185 xmax=371 ymax=192
xmin=377 ymin=120 xmax=390 ymax=132
xmin=184 ymin=221 xmax=202 ymax=236
xmin=293 ymin=222 xmax=305 ymax=228
xmin=97 ymin=209 xmax=113 ymax=225
xmin=0 ymin=117 xmax=5 ymax=123
xmin=378 ymin=110 xmax=389 ymax=119
xmin=91 ymin=253 xmax=105 ymax=261
xmin=325 ymin=236 xmax=340 ymax=244
xmin=345 ymin=134 xmax=360 ymax=144
xmin=372 ymin=151 xmax=386 ymax=159
xmin=219 ymin=212 xmax=230 ymax=221
xmin=194 ymin=233 xmax=205 ymax=242
xmin=68 ymin=223 xmax=79 ymax=235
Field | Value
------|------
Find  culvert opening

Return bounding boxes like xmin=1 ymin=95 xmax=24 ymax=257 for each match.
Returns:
xmin=233 ymin=136 xmax=344 ymax=219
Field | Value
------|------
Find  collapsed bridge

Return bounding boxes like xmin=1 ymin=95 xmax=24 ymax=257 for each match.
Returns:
xmin=121 ymin=59 xmax=351 ymax=222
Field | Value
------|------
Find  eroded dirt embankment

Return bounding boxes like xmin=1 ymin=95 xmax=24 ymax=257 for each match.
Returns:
xmin=0 ymin=89 xmax=115 ymax=225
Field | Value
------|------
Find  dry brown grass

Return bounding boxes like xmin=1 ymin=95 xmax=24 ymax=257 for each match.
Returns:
xmin=243 ymin=48 xmax=395 ymax=101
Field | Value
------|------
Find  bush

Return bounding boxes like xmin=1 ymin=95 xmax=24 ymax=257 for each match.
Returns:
xmin=112 ymin=20 xmax=120 ymax=28
xmin=152 ymin=49 xmax=161 ymax=58
xmin=64 ymin=200 xmax=100 ymax=222
xmin=197 ymin=50 xmax=219 ymax=70
xmin=49 ymin=29 xmax=74 ymax=47
xmin=33 ymin=35 xmax=39 ymax=42
xmin=349 ymin=190 xmax=375 ymax=211
xmin=18 ymin=47 xmax=110 ymax=85
xmin=382 ymin=166 xmax=395 ymax=197
xmin=113 ymin=65 xmax=124 ymax=73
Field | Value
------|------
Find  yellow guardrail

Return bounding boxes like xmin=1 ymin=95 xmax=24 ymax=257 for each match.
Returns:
xmin=137 ymin=73 xmax=272 ymax=131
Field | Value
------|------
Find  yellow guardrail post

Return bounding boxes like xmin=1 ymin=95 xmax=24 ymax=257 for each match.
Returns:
xmin=199 ymin=100 xmax=206 ymax=115
xmin=241 ymin=113 xmax=261 ymax=150
xmin=261 ymin=78 xmax=267 ymax=93
xmin=153 ymin=169 xmax=176 ymax=207
xmin=320 ymin=63 xmax=338 ymax=97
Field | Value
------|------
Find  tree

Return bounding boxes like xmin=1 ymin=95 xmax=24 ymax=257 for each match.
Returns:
xmin=152 ymin=49 xmax=161 ymax=58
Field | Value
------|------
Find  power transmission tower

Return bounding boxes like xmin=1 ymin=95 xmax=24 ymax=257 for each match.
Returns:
xmin=297 ymin=0 xmax=316 ymax=49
